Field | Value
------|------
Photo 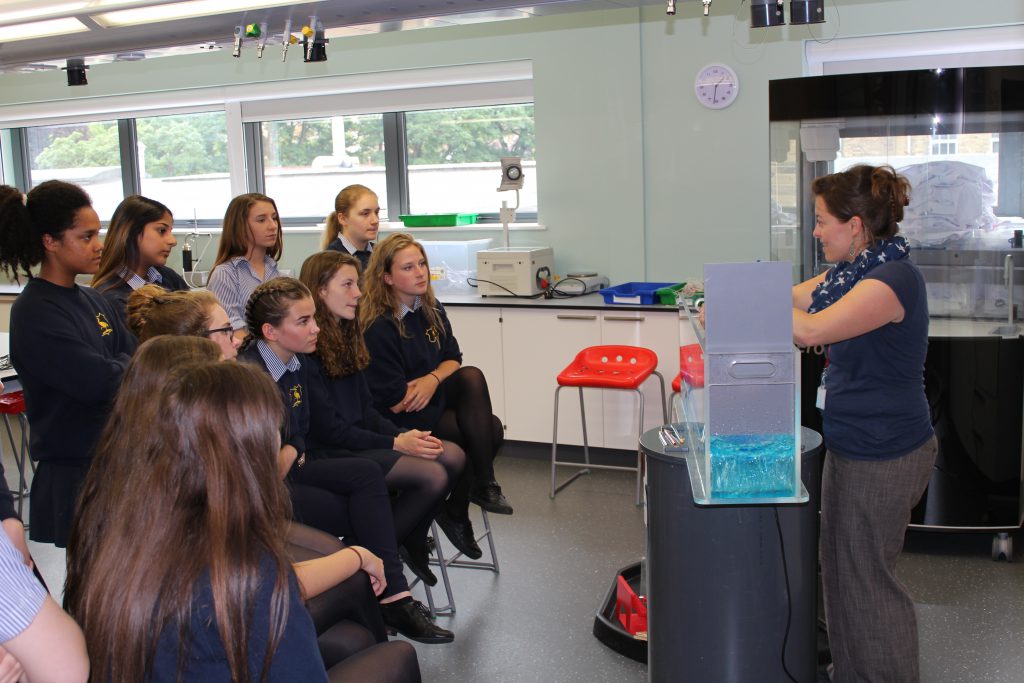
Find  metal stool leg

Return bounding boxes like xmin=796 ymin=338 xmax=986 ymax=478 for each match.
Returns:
xmin=418 ymin=521 xmax=455 ymax=617
xmin=552 ymin=386 xmax=595 ymax=498
xmin=447 ymin=509 xmax=500 ymax=573
xmin=634 ymin=388 xmax=644 ymax=506
xmin=2 ymin=414 xmax=28 ymax=520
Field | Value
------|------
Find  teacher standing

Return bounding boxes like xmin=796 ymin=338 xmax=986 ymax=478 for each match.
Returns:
xmin=792 ymin=164 xmax=936 ymax=683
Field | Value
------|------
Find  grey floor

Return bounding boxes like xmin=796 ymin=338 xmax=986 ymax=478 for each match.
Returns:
xmin=6 ymin=441 xmax=1024 ymax=682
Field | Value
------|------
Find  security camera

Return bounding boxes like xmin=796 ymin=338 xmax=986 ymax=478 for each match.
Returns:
xmin=498 ymin=157 xmax=524 ymax=191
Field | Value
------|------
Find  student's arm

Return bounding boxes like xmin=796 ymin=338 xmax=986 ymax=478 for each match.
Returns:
xmin=293 ymin=546 xmax=385 ymax=599
xmin=3 ymin=597 xmax=89 ymax=683
xmin=1 ymin=520 xmax=29 ymax=568
xmin=306 ymin=361 xmax=394 ymax=452
xmin=362 ymin=319 xmax=414 ymax=414
xmin=11 ymin=299 xmax=130 ymax=406
xmin=793 ymin=279 xmax=904 ymax=347
xmin=402 ymin=359 xmax=460 ymax=413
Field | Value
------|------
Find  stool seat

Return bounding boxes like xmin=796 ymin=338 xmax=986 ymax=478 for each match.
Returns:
xmin=557 ymin=346 xmax=659 ymax=390
xmin=672 ymin=343 xmax=705 ymax=392
xmin=0 ymin=391 xmax=25 ymax=414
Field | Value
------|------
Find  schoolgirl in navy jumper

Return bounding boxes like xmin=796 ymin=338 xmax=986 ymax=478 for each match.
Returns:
xmin=360 ymin=233 xmax=511 ymax=561
xmin=91 ymin=194 xmax=189 ymax=320
xmin=0 ymin=181 xmax=136 ymax=548
xmin=126 ymin=283 xmax=241 ymax=360
xmin=66 ymin=357 xmax=419 ymax=682
xmin=300 ymin=251 xmax=465 ymax=586
xmin=240 ymin=278 xmax=453 ymax=644
xmin=322 ymin=184 xmax=380 ymax=270
xmin=209 ymin=193 xmax=284 ymax=343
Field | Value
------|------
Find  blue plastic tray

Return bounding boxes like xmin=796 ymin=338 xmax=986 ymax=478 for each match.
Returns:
xmin=599 ymin=282 xmax=676 ymax=305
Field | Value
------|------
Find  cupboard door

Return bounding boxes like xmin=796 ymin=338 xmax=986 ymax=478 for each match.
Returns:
xmin=600 ymin=311 xmax=680 ymax=449
xmin=501 ymin=308 xmax=603 ymax=445
xmin=445 ymin=306 xmax=506 ymax=424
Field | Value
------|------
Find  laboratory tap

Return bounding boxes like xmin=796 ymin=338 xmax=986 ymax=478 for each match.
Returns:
xmin=703 ymin=0 xmax=712 ymax=16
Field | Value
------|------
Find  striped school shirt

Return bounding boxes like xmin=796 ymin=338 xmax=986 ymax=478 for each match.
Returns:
xmin=0 ymin=531 xmax=46 ymax=641
xmin=207 ymin=255 xmax=281 ymax=331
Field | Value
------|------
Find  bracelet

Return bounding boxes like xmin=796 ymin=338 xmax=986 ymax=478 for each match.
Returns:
xmin=345 ymin=546 xmax=364 ymax=566
xmin=428 ymin=372 xmax=441 ymax=385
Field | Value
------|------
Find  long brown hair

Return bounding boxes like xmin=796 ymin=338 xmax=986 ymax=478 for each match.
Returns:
xmin=321 ymin=184 xmax=376 ymax=250
xmin=93 ymin=195 xmax=172 ymax=292
xmin=213 ymin=193 xmax=283 ymax=268
xmin=241 ymin=277 xmax=312 ymax=351
xmin=358 ymin=232 xmax=445 ymax=343
xmin=299 ymin=250 xmax=370 ymax=378
xmin=66 ymin=353 xmax=291 ymax=683
xmin=812 ymin=164 xmax=911 ymax=243
xmin=126 ymin=284 xmax=220 ymax=340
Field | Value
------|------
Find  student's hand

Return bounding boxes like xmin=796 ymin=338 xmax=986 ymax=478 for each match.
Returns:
xmin=698 ymin=303 xmax=706 ymax=328
xmin=351 ymin=546 xmax=387 ymax=596
xmin=400 ymin=375 xmax=439 ymax=413
xmin=2 ymin=518 xmax=31 ymax=568
xmin=0 ymin=645 xmax=24 ymax=683
xmin=277 ymin=445 xmax=299 ymax=479
xmin=393 ymin=430 xmax=443 ymax=460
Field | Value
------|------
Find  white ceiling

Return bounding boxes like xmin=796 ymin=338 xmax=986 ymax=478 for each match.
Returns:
xmin=0 ymin=0 xmax=667 ymax=73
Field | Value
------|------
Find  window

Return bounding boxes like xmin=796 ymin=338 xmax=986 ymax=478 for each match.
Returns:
xmin=405 ymin=104 xmax=536 ymax=216
xmin=26 ymin=121 xmax=123 ymax=219
xmin=261 ymin=114 xmax=387 ymax=220
xmin=137 ymin=111 xmax=230 ymax=221
xmin=930 ymin=134 xmax=958 ymax=156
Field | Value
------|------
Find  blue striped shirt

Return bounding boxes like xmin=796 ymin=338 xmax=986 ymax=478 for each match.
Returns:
xmin=207 ymin=255 xmax=281 ymax=331
xmin=118 ymin=265 xmax=165 ymax=290
xmin=256 ymin=339 xmax=301 ymax=382
xmin=0 ymin=531 xmax=46 ymax=641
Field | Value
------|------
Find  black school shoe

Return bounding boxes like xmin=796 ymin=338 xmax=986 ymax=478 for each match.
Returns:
xmin=380 ymin=597 xmax=454 ymax=644
xmin=470 ymin=482 xmax=513 ymax=514
xmin=435 ymin=510 xmax=483 ymax=560
xmin=399 ymin=537 xmax=437 ymax=587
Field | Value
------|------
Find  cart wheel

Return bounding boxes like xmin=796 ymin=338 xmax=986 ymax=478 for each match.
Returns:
xmin=991 ymin=533 xmax=1013 ymax=562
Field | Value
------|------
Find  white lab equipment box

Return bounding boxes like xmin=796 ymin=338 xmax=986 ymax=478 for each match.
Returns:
xmin=476 ymin=246 xmax=555 ymax=296
xmin=419 ymin=238 xmax=493 ymax=293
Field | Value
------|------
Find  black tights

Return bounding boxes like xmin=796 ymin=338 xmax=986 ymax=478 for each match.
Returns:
xmin=433 ymin=366 xmax=504 ymax=517
xmin=383 ymin=446 xmax=464 ymax=545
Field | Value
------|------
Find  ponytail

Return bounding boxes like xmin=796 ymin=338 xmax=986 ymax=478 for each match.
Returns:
xmin=321 ymin=211 xmax=342 ymax=250
xmin=0 ymin=180 xmax=91 ymax=282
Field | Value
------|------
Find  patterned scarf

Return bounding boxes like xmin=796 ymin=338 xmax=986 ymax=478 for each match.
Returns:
xmin=808 ymin=236 xmax=910 ymax=313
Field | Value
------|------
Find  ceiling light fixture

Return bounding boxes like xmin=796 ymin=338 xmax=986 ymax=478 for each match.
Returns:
xmin=94 ymin=0 xmax=294 ymax=28
xmin=0 ymin=17 xmax=88 ymax=43
xmin=63 ymin=57 xmax=88 ymax=86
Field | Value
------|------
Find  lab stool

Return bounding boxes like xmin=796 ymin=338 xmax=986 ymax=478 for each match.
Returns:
xmin=669 ymin=344 xmax=704 ymax=421
xmin=0 ymin=391 xmax=32 ymax=521
xmin=412 ymin=508 xmax=500 ymax=618
xmin=550 ymin=345 xmax=667 ymax=505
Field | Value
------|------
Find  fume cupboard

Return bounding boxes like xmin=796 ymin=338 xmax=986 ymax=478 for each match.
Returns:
xmin=769 ymin=65 xmax=1024 ymax=559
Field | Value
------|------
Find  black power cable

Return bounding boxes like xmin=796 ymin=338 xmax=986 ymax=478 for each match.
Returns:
xmin=773 ymin=507 xmax=800 ymax=683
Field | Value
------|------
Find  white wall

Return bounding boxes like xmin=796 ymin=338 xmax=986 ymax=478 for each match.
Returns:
xmin=0 ymin=0 xmax=1021 ymax=283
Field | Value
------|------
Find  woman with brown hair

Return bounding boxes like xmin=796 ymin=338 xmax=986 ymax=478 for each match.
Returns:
xmin=65 ymin=349 xmax=419 ymax=681
xmin=91 ymin=194 xmax=189 ymax=319
xmin=300 ymin=250 xmax=465 ymax=587
xmin=792 ymin=164 xmax=935 ymax=682
xmin=126 ymin=284 xmax=241 ymax=359
xmin=208 ymin=193 xmax=284 ymax=341
xmin=360 ymin=233 xmax=511 ymax=560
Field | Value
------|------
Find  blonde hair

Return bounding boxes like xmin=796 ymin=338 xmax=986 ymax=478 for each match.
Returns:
xmin=299 ymin=251 xmax=370 ymax=378
xmin=126 ymin=284 xmax=220 ymax=341
xmin=358 ymin=232 xmax=444 ymax=344
xmin=321 ymin=184 xmax=376 ymax=250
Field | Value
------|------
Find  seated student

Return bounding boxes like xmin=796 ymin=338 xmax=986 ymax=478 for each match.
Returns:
xmin=91 ymin=195 xmax=189 ymax=320
xmin=208 ymin=193 xmax=284 ymax=343
xmin=0 ymin=530 xmax=89 ymax=683
xmin=65 ymin=357 xmax=420 ymax=682
xmin=322 ymin=184 xmax=380 ymax=270
xmin=300 ymin=250 xmax=465 ymax=585
xmin=240 ymin=278 xmax=454 ymax=644
xmin=0 ymin=182 xmax=136 ymax=548
xmin=127 ymin=284 xmax=241 ymax=360
xmin=360 ymin=233 xmax=511 ymax=560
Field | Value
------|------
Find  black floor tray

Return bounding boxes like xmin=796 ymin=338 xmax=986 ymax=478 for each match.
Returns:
xmin=592 ymin=561 xmax=647 ymax=664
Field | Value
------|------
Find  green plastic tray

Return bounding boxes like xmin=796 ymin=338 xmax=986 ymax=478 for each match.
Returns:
xmin=399 ymin=213 xmax=478 ymax=227
xmin=655 ymin=283 xmax=685 ymax=305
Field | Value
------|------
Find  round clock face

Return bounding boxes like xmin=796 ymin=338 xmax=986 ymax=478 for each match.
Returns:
xmin=695 ymin=63 xmax=739 ymax=110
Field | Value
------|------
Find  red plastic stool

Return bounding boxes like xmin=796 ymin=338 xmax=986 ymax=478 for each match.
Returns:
xmin=669 ymin=344 xmax=705 ymax=416
xmin=550 ymin=345 xmax=667 ymax=504
xmin=0 ymin=391 xmax=31 ymax=521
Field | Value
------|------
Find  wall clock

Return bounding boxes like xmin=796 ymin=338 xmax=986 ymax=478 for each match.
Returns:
xmin=695 ymin=63 xmax=739 ymax=110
